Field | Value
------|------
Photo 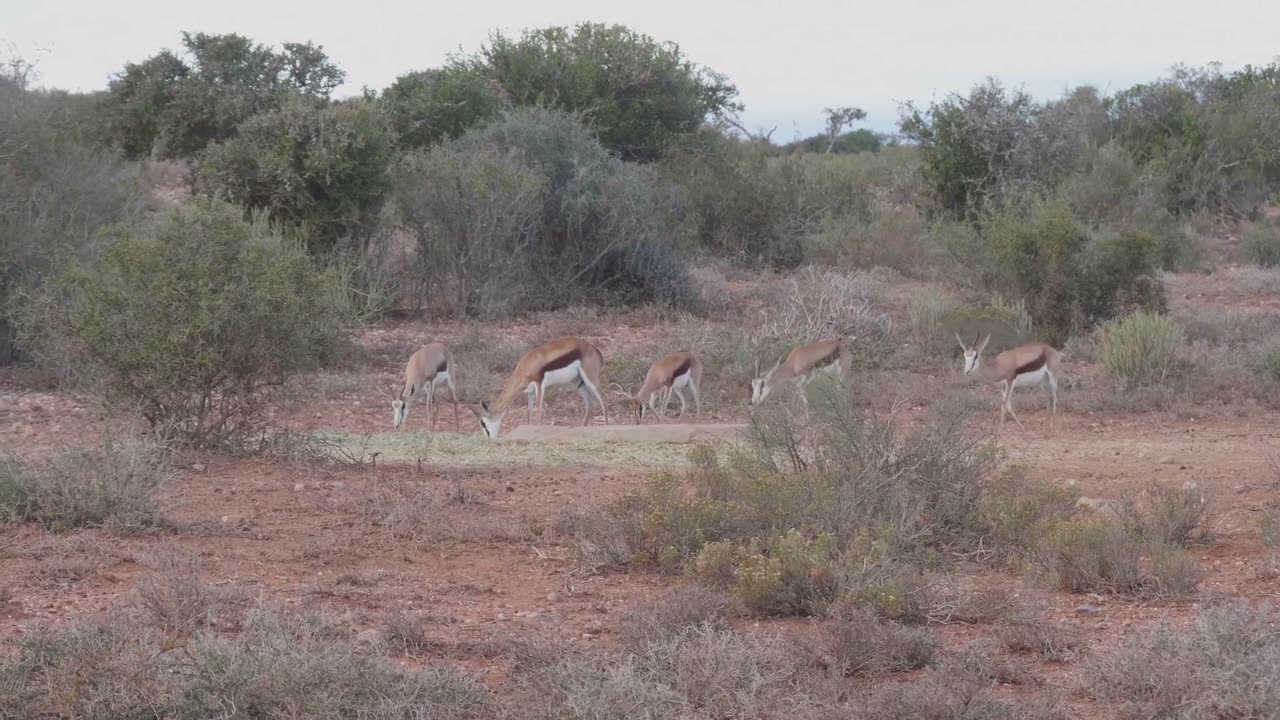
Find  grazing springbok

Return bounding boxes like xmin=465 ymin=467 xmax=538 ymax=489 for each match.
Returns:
xmin=614 ymin=351 xmax=703 ymax=424
xmin=470 ymin=336 xmax=609 ymax=439
xmin=390 ymin=342 xmax=459 ymax=431
xmin=750 ymin=338 xmax=851 ymax=408
xmin=956 ymin=332 xmax=1061 ymax=430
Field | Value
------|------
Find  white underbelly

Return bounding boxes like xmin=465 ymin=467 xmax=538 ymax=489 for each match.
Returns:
xmin=542 ymin=361 xmax=583 ymax=388
xmin=1012 ymin=366 xmax=1048 ymax=388
xmin=671 ymin=372 xmax=691 ymax=389
xmin=433 ymin=370 xmax=450 ymax=385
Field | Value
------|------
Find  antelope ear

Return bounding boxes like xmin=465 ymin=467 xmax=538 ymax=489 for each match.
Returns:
xmin=480 ymin=400 xmax=490 ymax=412
xmin=468 ymin=405 xmax=484 ymax=419
xmin=978 ymin=334 xmax=991 ymax=353
xmin=955 ymin=332 xmax=966 ymax=350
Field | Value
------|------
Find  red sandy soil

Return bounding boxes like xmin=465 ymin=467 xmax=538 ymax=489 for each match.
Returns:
xmin=4 ymin=298 xmax=1280 ymax=716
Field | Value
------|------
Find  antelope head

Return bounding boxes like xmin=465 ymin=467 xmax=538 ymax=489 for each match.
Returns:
xmin=469 ymin=401 xmax=507 ymax=440
xmin=956 ymin=332 xmax=990 ymax=375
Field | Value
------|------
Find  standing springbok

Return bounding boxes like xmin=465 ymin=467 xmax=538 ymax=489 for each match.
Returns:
xmin=750 ymin=338 xmax=852 ymax=407
xmin=470 ymin=336 xmax=609 ymax=440
xmin=390 ymin=342 xmax=459 ymax=431
xmin=956 ymin=333 xmax=1061 ymax=430
xmin=615 ymin=351 xmax=703 ymax=424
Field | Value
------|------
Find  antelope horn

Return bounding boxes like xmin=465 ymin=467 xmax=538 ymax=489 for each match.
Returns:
xmin=608 ymin=382 xmax=631 ymax=398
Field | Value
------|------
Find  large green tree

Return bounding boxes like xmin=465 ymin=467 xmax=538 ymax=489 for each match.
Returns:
xmin=385 ymin=23 xmax=740 ymax=161
xmin=101 ymin=32 xmax=344 ymax=159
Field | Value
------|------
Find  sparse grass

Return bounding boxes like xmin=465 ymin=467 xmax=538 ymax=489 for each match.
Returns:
xmin=136 ymin=551 xmax=218 ymax=643
xmin=828 ymin=608 xmax=938 ymax=676
xmin=1098 ymin=311 xmax=1184 ymax=388
xmin=997 ymin=611 xmax=1080 ymax=662
xmin=848 ymin=653 xmax=1065 ymax=719
xmin=1144 ymin=482 xmax=1207 ymax=547
xmin=0 ymin=435 xmax=171 ymax=532
xmin=757 ymin=266 xmax=895 ymax=368
xmin=1084 ymin=600 xmax=1280 ymax=719
xmin=0 ymin=600 xmax=492 ymax=720
xmin=619 ymin=585 xmax=738 ymax=650
xmin=909 ymin=287 xmax=947 ymax=355
xmin=317 ymin=427 xmax=703 ymax=469
xmin=508 ymin=622 xmax=820 ymax=720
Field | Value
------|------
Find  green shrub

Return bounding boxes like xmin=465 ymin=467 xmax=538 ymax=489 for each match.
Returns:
xmin=1244 ymin=220 xmax=1280 ymax=267
xmin=689 ymin=531 xmax=842 ymax=616
xmin=19 ymin=200 xmax=357 ymax=448
xmin=196 ymin=97 xmax=395 ymax=255
xmin=0 ymin=451 xmax=37 ymax=524
xmin=477 ymin=23 xmax=740 ymax=162
xmin=1258 ymin=346 xmax=1280 ymax=384
xmin=982 ymin=199 xmax=1164 ymax=341
xmin=0 ymin=76 xmax=147 ymax=365
xmin=393 ymin=141 xmax=546 ymax=317
xmin=1098 ymin=311 xmax=1184 ymax=388
xmin=439 ymin=108 xmax=696 ymax=313
xmin=1038 ymin=518 xmax=1143 ymax=593
xmin=577 ymin=397 xmax=1011 ymax=617
xmin=381 ymin=63 xmax=502 ymax=149
xmin=979 ymin=469 xmax=1078 ymax=563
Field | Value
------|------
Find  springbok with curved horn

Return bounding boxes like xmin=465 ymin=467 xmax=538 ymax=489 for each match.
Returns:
xmin=750 ymin=338 xmax=851 ymax=407
xmin=613 ymin=351 xmax=702 ymax=424
xmin=956 ymin=332 xmax=1062 ymax=430
xmin=390 ymin=342 xmax=459 ymax=431
xmin=470 ymin=336 xmax=609 ymax=440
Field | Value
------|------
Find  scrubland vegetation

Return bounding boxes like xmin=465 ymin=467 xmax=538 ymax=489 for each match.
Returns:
xmin=3 ymin=22 xmax=1280 ymax=719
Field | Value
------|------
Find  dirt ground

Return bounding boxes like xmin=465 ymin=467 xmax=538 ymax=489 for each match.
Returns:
xmin=4 ymin=271 xmax=1280 ymax=717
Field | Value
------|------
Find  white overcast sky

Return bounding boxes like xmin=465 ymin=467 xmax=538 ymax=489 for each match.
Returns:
xmin=3 ymin=0 xmax=1277 ymax=139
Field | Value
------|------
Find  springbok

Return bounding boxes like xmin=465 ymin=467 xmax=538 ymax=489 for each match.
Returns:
xmin=614 ymin=351 xmax=703 ymax=424
xmin=390 ymin=342 xmax=459 ymax=431
xmin=470 ymin=336 xmax=609 ymax=440
xmin=750 ymin=338 xmax=851 ymax=408
xmin=956 ymin=332 xmax=1061 ymax=429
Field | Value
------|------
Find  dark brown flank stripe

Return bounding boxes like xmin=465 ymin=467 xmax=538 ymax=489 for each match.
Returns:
xmin=670 ymin=357 xmax=692 ymax=382
xmin=812 ymin=346 xmax=841 ymax=369
xmin=436 ymin=358 xmax=448 ymax=373
xmin=539 ymin=348 xmax=582 ymax=381
xmin=1014 ymin=353 xmax=1047 ymax=376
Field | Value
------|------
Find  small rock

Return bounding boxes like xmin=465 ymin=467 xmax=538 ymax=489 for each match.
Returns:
xmin=331 ymin=481 xmax=347 ymax=490
xmin=1159 ymin=455 xmax=1175 ymax=465
xmin=546 ymin=591 xmax=561 ymax=603
xmin=192 ymin=463 xmax=207 ymax=473
xmin=505 ymin=482 xmax=515 ymax=492
xmin=293 ymin=483 xmax=305 ymax=491
xmin=497 ymin=612 xmax=508 ymax=622
xmin=526 ymin=611 xmax=541 ymax=620
xmin=1074 ymin=605 xmax=1102 ymax=617
xmin=355 ymin=629 xmax=383 ymax=646
xmin=586 ymin=620 xmax=604 ymax=634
